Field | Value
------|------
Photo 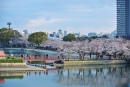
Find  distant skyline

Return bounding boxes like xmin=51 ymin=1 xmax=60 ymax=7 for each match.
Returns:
xmin=0 ymin=0 xmax=116 ymax=35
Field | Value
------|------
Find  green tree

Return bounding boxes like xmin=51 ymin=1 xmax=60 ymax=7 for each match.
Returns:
xmin=0 ymin=28 xmax=21 ymax=47
xmin=28 ymin=32 xmax=48 ymax=47
xmin=63 ymin=33 xmax=76 ymax=41
xmin=10 ymin=30 xmax=21 ymax=38
xmin=101 ymin=34 xmax=108 ymax=38
xmin=76 ymin=36 xmax=88 ymax=41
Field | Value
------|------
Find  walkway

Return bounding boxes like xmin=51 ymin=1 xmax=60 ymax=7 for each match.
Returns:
xmin=22 ymin=56 xmax=62 ymax=63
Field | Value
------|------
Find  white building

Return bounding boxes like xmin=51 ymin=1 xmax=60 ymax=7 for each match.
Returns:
xmin=64 ymin=30 xmax=67 ymax=36
xmin=88 ymin=32 xmax=97 ymax=37
xmin=110 ymin=30 xmax=117 ymax=38
xmin=73 ymin=32 xmax=81 ymax=37
xmin=48 ymin=36 xmax=62 ymax=41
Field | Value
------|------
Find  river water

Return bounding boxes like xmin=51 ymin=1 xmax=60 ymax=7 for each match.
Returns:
xmin=3 ymin=48 xmax=58 ymax=57
xmin=1 ymin=48 xmax=130 ymax=87
xmin=0 ymin=65 xmax=130 ymax=87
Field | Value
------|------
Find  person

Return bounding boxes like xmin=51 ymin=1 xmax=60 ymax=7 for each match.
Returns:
xmin=35 ymin=54 xmax=37 ymax=59
xmin=19 ymin=54 xmax=21 ymax=57
xmin=21 ymin=54 xmax=23 ymax=58
xmin=39 ymin=54 xmax=41 ymax=57
xmin=29 ymin=54 xmax=31 ymax=59
xmin=46 ymin=54 xmax=48 ymax=59
xmin=27 ymin=54 xmax=29 ymax=57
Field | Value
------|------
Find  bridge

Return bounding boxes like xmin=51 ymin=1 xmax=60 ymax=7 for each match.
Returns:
xmin=22 ymin=56 xmax=63 ymax=63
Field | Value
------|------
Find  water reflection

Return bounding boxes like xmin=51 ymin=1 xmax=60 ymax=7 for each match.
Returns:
xmin=26 ymin=71 xmax=45 ymax=76
xmin=55 ymin=65 xmax=130 ymax=87
xmin=1 ymin=65 xmax=130 ymax=87
xmin=0 ymin=71 xmax=26 ymax=84
xmin=0 ymin=71 xmax=26 ymax=79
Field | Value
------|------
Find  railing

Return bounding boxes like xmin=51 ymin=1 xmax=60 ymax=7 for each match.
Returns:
xmin=20 ymin=56 xmax=62 ymax=62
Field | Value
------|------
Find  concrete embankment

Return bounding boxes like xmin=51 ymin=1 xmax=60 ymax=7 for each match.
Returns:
xmin=54 ymin=60 xmax=129 ymax=66
xmin=0 ymin=63 xmax=27 ymax=68
xmin=63 ymin=64 xmax=128 ymax=70
xmin=0 ymin=63 xmax=46 ymax=71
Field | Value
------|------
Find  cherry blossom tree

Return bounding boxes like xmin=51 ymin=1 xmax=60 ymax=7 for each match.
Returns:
xmin=43 ymin=37 xmax=130 ymax=60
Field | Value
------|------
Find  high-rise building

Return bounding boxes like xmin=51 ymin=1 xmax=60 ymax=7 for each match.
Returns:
xmin=64 ymin=30 xmax=67 ymax=36
xmin=57 ymin=29 xmax=63 ymax=38
xmin=117 ymin=0 xmax=130 ymax=39
xmin=53 ymin=32 xmax=56 ymax=37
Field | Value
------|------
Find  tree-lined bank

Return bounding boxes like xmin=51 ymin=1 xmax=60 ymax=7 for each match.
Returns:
xmin=44 ymin=38 xmax=130 ymax=60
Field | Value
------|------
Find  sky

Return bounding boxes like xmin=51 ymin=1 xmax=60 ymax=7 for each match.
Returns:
xmin=0 ymin=0 xmax=116 ymax=35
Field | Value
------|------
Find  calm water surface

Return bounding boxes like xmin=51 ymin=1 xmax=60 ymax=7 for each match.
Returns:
xmin=1 ymin=65 xmax=130 ymax=87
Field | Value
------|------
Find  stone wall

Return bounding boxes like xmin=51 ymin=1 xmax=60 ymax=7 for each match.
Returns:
xmin=0 ymin=63 xmax=27 ymax=68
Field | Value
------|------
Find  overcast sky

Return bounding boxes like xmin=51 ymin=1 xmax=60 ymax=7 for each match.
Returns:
xmin=0 ymin=0 xmax=116 ymax=35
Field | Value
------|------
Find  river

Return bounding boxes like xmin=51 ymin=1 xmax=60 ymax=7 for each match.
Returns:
xmin=0 ymin=65 xmax=130 ymax=87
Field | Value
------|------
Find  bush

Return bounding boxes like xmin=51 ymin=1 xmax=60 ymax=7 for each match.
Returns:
xmin=0 ymin=57 xmax=24 ymax=63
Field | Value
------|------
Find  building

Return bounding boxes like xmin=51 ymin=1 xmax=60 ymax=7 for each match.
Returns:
xmin=23 ymin=30 xmax=28 ymax=35
xmin=73 ymin=32 xmax=81 ymax=37
xmin=22 ymin=30 xmax=29 ymax=38
xmin=117 ymin=0 xmax=130 ymax=39
xmin=110 ymin=30 xmax=117 ymax=38
xmin=57 ymin=29 xmax=64 ymax=38
xmin=97 ymin=32 xmax=104 ymax=37
xmin=88 ymin=32 xmax=97 ymax=37
xmin=53 ymin=32 xmax=57 ymax=37
xmin=50 ymin=34 xmax=53 ymax=37
xmin=48 ymin=36 xmax=62 ymax=41
xmin=64 ymin=30 xmax=67 ymax=36
xmin=0 ymin=51 xmax=6 ymax=59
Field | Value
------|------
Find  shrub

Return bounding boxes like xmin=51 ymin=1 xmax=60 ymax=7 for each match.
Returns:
xmin=0 ymin=57 xmax=24 ymax=63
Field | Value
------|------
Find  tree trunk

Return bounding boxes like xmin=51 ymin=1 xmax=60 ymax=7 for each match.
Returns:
xmin=109 ymin=55 xmax=111 ymax=60
xmin=96 ymin=53 xmax=99 ymax=60
xmin=68 ymin=54 xmax=69 ymax=61
xmin=83 ymin=53 xmax=85 ymax=60
xmin=89 ymin=53 xmax=91 ymax=59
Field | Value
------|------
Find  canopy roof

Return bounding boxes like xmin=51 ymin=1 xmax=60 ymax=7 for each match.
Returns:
xmin=0 ymin=51 xmax=5 ymax=57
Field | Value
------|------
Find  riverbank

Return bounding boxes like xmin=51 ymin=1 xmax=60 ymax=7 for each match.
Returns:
xmin=63 ymin=64 xmax=130 ymax=70
xmin=54 ymin=59 xmax=129 ymax=66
